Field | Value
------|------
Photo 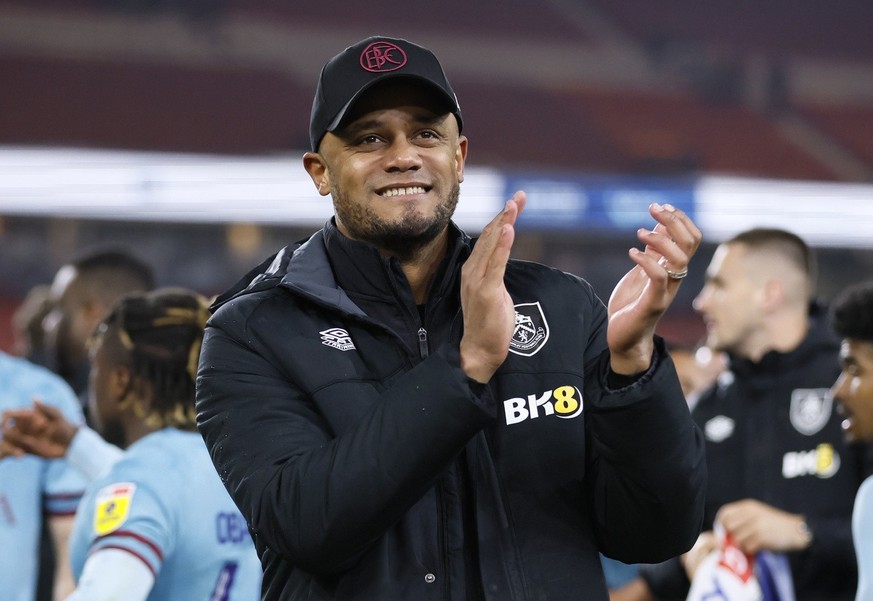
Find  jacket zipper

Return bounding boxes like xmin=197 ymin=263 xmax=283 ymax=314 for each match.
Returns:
xmin=418 ymin=327 xmax=429 ymax=359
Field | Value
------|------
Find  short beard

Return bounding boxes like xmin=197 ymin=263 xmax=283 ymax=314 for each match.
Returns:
xmin=334 ymin=183 xmax=459 ymax=262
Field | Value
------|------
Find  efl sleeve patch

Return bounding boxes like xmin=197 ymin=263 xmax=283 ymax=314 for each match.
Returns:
xmin=93 ymin=482 xmax=137 ymax=536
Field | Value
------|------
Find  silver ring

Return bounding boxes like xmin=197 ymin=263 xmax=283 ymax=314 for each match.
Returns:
xmin=665 ymin=267 xmax=688 ymax=280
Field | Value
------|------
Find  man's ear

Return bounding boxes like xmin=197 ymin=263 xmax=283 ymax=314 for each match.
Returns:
xmin=455 ymin=135 xmax=468 ymax=183
xmin=761 ymin=278 xmax=784 ymax=311
xmin=110 ymin=365 xmax=133 ymax=402
xmin=303 ymin=152 xmax=331 ymax=196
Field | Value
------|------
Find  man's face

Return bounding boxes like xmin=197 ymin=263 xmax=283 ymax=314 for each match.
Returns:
xmin=42 ymin=266 xmax=97 ymax=378
xmin=306 ymin=81 xmax=467 ymax=261
xmin=86 ymin=329 xmax=127 ymax=447
xmin=832 ymin=338 xmax=873 ymax=443
xmin=692 ymin=243 xmax=766 ymax=356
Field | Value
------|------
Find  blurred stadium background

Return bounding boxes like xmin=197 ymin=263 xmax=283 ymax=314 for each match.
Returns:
xmin=2 ymin=0 xmax=873 ymax=351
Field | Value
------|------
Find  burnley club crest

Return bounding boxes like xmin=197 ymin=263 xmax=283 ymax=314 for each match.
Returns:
xmin=789 ymin=388 xmax=833 ymax=436
xmin=509 ymin=302 xmax=550 ymax=357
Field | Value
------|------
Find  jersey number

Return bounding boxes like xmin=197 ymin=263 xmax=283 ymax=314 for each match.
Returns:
xmin=209 ymin=561 xmax=238 ymax=601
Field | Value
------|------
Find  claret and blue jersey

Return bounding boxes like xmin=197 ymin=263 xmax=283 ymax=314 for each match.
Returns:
xmin=69 ymin=428 xmax=261 ymax=600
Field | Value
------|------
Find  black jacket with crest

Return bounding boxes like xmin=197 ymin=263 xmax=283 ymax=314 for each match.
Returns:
xmin=642 ymin=306 xmax=871 ymax=601
xmin=195 ymin=220 xmax=706 ymax=601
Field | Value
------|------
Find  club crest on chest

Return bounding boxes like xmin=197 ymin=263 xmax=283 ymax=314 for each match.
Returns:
xmin=509 ymin=302 xmax=549 ymax=357
xmin=789 ymin=388 xmax=833 ymax=436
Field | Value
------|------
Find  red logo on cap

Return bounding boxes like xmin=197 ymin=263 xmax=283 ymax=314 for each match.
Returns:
xmin=360 ymin=41 xmax=407 ymax=73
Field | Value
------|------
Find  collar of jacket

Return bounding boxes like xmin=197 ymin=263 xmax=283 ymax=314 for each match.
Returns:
xmin=209 ymin=218 xmax=472 ymax=317
xmin=323 ymin=218 xmax=471 ymax=309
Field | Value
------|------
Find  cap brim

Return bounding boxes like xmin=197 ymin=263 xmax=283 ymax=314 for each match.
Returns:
xmin=325 ymin=74 xmax=460 ymax=135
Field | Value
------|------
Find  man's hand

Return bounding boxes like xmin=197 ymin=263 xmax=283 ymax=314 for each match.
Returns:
xmin=716 ymin=498 xmax=812 ymax=554
xmin=607 ymin=203 xmax=702 ymax=374
xmin=459 ymin=191 xmax=526 ymax=383
xmin=0 ymin=399 xmax=78 ymax=459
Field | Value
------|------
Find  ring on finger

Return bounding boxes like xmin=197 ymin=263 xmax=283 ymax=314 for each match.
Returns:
xmin=665 ymin=267 xmax=688 ymax=280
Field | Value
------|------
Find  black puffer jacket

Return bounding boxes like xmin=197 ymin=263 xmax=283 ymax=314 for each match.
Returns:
xmin=196 ymin=221 xmax=706 ymax=601
xmin=641 ymin=305 xmax=872 ymax=601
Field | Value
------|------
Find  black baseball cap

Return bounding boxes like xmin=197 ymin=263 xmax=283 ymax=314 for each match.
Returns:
xmin=309 ymin=36 xmax=463 ymax=151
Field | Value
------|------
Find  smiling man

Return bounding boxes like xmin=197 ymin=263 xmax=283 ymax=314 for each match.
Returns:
xmin=304 ymin=80 xmax=463 ymax=268
xmin=830 ymin=280 xmax=873 ymax=601
xmin=195 ymin=36 xmax=707 ymax=601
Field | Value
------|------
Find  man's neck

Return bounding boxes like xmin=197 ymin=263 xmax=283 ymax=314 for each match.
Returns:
xmin=397 ymin=234 xmax=449 ymax=304
xmin=745 ymin=311 xmax=809 ymax=363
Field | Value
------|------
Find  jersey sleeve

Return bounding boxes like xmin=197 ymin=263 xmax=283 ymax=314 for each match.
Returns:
xmin=76 ymin=477 xmax=177 ymax=578
xmin=66 ymin=547 xmax=155 ymax=601
xmin=67 ymin=426 xmax=124 ymax=482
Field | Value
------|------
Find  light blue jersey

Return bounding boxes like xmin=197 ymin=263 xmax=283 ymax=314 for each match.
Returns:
xmin=854 ymin=476 xmax=873 ymax=601
xmin=69 ymin=428 xmax=261 ymax=600
xmin=0 ymin=351 xmax=88 ymax=601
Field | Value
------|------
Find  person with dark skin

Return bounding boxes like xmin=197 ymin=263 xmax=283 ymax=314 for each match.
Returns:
xmin=27 ymin=249 xmax=154 ymax=601
xmin=1 ymin=400 xmax=82 ymax=461
xmin=42 ymin=249 xmax=154 ymax=401
xmin=4 ymin=288 xmax=261 ymax=600
xmin=829 ymin=280 xmax=873 ymax=601
xmin=195 ymin=36 xmax=707 ymax=601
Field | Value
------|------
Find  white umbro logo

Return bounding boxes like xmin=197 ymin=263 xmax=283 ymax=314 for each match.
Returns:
xmin=320 ymin=328 xmax=356 ymax=351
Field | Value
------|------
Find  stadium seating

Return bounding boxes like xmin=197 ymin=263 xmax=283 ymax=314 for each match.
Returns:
xmin=797 ymin=102 xmax=873 ymax=173
xmin=588 ymin=0 xmax=873 ymax=62
xmin=0 ymin=1 xmax=871 ymax=182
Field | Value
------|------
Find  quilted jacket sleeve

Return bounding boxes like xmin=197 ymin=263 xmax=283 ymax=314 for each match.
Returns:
xmin=584 ymin=337 xmax=708 ymax=564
